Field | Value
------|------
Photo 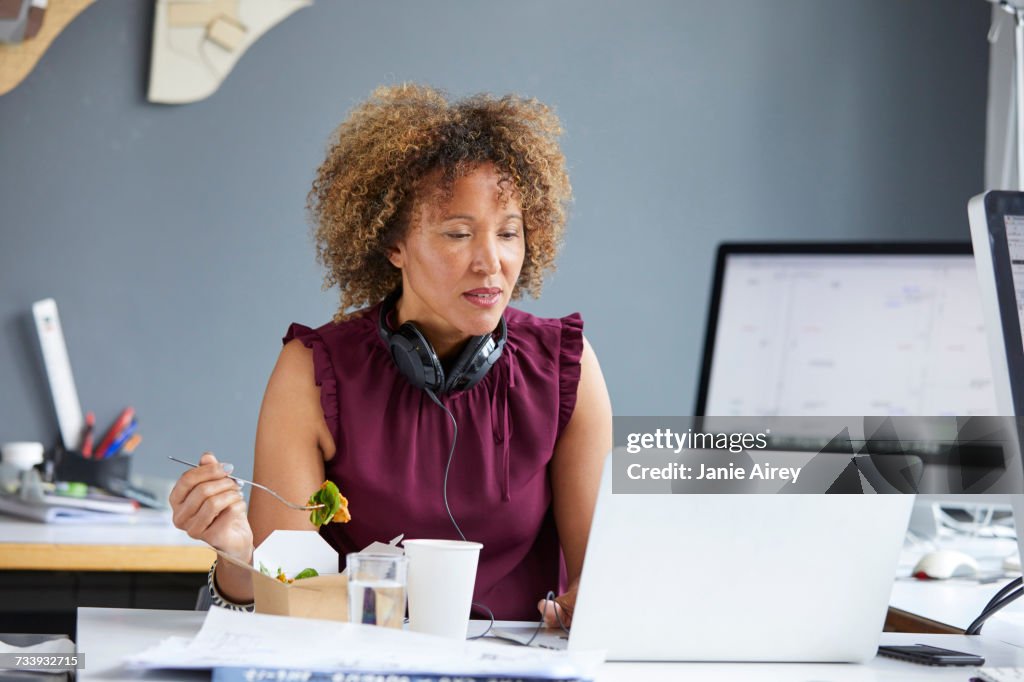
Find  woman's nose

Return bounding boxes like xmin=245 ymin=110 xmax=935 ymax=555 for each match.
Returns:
xmin=472 ymin=236 xmax=501 ymax=274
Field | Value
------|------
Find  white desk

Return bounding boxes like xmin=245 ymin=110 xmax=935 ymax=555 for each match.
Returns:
xmin=76 ymin=607 xmax=1024 ymax=681
xmin=0 ymin=514 xmax=214 ymax=572
xmin=889 ymin=536 xmax=1024 ymax=637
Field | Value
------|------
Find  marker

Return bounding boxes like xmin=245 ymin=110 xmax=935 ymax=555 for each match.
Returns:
xmin=122 ymin=433 xmax=143 ymax=455
xmin=81 ymin=411 xmax=95 ymax=458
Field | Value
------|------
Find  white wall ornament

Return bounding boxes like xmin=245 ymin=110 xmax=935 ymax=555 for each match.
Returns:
xmin=148 ymin=0 xmax=312 ymax=105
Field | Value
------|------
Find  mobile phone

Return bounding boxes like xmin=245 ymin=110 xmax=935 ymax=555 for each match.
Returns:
xmin=878 ymin=644 xmax=985 ymax=666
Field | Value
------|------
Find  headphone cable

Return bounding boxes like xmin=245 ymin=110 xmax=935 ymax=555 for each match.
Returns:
xmin=423 ymin=386 xmax=568 ymax=644
xmin=424 ymin=387 xmax=467 ymax=542
xmin=423 ymin=387 xmax=495 ymax=639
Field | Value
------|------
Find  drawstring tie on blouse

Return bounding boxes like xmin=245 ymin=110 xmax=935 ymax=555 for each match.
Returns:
xmin=491 ymin=347 xmax=516 ymax=502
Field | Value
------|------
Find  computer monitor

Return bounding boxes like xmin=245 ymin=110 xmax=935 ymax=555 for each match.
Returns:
xmin=968 ymin=191 xmax=1024 ymax=416
xmin=695 ymin=243 xmax=998 ymax=418
xmin=968 ymin=193 xmax=1024 ymax=572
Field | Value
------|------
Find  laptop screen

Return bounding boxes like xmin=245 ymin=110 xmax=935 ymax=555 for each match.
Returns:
xmin=695 ymin=244 xmax=998 ymax=418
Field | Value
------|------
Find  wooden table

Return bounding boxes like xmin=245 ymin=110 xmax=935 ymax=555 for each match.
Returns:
xmin=0 ymin=512 xmax=214 ymax=572
xmin=0 ymin=512 xmax=216 ymax=636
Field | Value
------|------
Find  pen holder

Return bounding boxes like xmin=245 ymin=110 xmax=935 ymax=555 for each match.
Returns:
xmin=53 ymin=449 xmax=131 ymax=491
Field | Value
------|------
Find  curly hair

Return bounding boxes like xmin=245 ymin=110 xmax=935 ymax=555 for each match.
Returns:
xmin=307 ymin=83 xmax=572 ymax=321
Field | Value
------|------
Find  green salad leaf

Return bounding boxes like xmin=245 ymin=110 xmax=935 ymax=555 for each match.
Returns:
xmin=307 ymin=480 xmax=350 ymax=528
xmin=260 ymin=563 xmax=319 ymax=583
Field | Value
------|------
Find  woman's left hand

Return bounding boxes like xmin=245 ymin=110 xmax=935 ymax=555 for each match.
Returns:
xmin=537 ymin=587 xmax=575 ymax=629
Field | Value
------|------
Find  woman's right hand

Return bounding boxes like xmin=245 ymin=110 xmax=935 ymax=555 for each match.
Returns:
xmin=169 ymin=452 xmax=253 ymax=561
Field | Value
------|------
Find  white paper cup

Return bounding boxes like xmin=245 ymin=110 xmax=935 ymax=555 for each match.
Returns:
xmin=403 ymin=539 xmax=482 ymax=639
xmin=0 ymin=442 xmax=44 ymax=470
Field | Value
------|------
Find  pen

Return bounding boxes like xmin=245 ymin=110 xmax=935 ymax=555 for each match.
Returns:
xmin=104 ymin=418 xmax=138 ymax=459
xmin=94 ymin=407 xmax=135 ymax=459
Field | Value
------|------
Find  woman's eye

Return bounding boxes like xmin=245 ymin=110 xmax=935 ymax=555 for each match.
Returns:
xmin=500 ymin=231 xmax=521 ymax=240
xmin=445 ymin=232 xmax=471 ymax=240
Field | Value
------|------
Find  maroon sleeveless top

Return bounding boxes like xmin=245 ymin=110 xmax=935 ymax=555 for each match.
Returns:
xmin=283 ymin=303 xmax=583 ymax=620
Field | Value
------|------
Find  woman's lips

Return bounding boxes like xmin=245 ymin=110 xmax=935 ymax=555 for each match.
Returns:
xmin=462 ymin=289 xmax=501 ymax=308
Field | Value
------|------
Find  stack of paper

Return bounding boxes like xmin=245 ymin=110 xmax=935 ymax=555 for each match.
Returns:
xmin=0 ymin=634 xmax=76 ymax=673
xmin=125 ymin=607 xmax=604 ymax=679
xmin=0 ymin=494 xmax=167 ymax=524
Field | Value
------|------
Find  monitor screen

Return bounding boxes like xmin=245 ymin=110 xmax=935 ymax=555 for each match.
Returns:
xmin=967 ymin=190 xmax=1024 ymax=416
xmin=1001 ymin=214 xmax=1024 ymax=353
xmin=696 ymin=245 xmax=998 ymax=417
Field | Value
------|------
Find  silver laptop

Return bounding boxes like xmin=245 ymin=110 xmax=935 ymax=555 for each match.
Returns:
xmin=497 ymin=452 xmax=913 ymax=662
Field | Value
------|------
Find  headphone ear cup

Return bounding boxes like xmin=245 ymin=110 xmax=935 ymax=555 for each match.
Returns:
xmin=445 ymin=316 xmax=507 ymax=393
xmin=378 ymin=287 xmax=505 ymax=394
xmin=389 ymin=323 xmax=445 ymax=392
xmin=444 ymin=333 xmax=493 ymax=393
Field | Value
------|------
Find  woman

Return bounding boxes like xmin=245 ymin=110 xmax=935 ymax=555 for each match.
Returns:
xmin=169 ymin=84 xmax=612 ymax=624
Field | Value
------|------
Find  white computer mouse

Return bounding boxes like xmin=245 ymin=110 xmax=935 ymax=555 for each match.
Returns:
xmin=912 ymin=549 xmax=980 ymax=580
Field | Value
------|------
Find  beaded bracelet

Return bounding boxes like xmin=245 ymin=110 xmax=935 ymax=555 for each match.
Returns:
xmin=207 ymin=559 xmax=255 ymax=612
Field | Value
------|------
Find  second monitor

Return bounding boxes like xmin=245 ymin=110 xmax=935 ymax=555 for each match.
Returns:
xmin=695 ymin=243 xmax=998 ymax=418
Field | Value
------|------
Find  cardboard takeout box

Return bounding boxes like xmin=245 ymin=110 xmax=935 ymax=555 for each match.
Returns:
xmin=216 ymin=530 xmax=406 ymax=622
xmin=218 ymin=529 xmax=347 ymax=621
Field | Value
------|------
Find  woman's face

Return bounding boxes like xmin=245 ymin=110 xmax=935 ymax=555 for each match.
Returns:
xmin=388 ymin=164 xmax=525 ymax=358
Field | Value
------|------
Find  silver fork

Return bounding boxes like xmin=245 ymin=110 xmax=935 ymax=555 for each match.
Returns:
xmin=168 ymin=456 xmax=324 ymax=511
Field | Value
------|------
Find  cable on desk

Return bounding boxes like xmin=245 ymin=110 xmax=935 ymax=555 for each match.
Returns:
xmin=482 ymin=590 xmax=571 ymax=648
xmin=467 ymin=601 xmax=495 ymax=640
xmin=984 ymin=576 xmax=1023 ymax=613
xmin=966 ymin=577 xmax=1024 ymax=635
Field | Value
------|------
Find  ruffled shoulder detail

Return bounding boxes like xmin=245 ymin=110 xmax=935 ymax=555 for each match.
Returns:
xmin=283 ymin=323 xmax=341 ymax=449
xmin=556 ymin=313 xmax=584 ymax=436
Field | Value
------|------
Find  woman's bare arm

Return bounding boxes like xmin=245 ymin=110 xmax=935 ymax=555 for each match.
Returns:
xmin=212 ymin=339 xmax=336 ymax=602
xmin=543 ymin=335 xmax=613 ymax=624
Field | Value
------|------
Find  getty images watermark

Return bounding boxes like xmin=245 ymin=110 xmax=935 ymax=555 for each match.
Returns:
xmin=612 ymin=416 xmax=1024 ymax=494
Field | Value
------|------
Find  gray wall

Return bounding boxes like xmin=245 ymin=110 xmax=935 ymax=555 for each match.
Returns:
xmin=0 ymin=1 xmax=990 ymax=481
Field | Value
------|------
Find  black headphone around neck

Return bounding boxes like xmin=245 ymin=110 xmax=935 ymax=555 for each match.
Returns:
xmin=378 ymin=288 xmax=507 ymax=395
